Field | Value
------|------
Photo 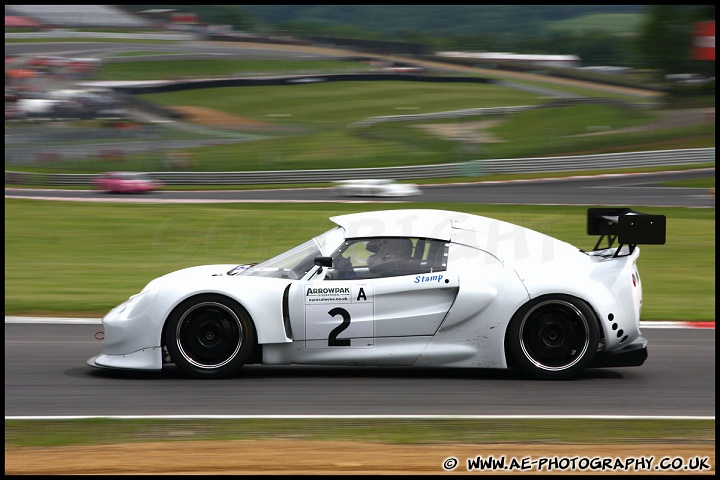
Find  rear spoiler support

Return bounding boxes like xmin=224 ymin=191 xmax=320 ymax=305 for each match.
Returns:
xmin=587 ymin=208 xmax=666 ymax=257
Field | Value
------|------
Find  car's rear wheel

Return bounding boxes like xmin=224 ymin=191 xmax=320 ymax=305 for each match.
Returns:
xmin=506 ymin=295 xmax=599 ymax=380
xmin=164 ymin=294 xmax=256 ymax=379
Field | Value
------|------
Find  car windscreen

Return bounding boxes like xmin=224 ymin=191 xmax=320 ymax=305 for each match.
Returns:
xmin=236 ymin=228 xmax=342 ymax=279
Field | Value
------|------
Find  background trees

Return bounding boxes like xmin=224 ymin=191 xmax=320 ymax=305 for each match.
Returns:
xmin=127 ymin=5 xmax=715 ymax=75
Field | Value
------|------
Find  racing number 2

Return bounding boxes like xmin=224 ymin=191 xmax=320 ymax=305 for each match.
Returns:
xmin=327 ymin=307 xmax=351 ymax=346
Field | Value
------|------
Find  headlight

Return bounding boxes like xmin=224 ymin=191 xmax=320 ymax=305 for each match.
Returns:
xmin=112 ymin=287 xmax=159 ymax=320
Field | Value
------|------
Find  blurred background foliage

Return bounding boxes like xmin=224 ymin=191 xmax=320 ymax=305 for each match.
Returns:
xmin=126 ymin=5 xmax=715 ymax=76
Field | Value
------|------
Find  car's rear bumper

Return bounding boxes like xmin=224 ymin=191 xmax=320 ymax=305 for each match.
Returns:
xmin=588 ymin=338 xmax=648 ymax=368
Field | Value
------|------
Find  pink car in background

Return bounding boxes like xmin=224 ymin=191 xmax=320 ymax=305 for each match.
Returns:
xmin=94 ymin=172 xmax=163 ymax=194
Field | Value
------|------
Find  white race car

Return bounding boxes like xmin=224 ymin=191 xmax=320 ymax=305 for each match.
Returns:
xmin=334 ymin=179 xmax=422 ymax=197
xmin=88 ymin=208 xmax=665 ymax=380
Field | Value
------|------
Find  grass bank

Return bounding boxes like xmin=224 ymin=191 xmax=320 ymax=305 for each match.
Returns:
xmin=4 ymin=200 xmax=714 ymax=320
xmin=5 ymin=418 xmax=715 ymax=448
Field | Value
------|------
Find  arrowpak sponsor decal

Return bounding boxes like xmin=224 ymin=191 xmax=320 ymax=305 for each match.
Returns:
xmin=304 ymin=283 xmax=372 ymax=304
xmin=305 ymin=286 xmax=352 ymax=303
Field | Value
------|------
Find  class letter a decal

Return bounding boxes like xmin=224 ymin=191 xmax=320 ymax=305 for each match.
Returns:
xmin=357 ymin=287 xmax=367 ymax=301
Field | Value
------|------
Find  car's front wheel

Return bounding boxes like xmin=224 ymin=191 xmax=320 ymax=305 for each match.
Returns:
xmin=506 ymin=295 xmax=599 ymax=380
xmin=164 ymin=294 xmax=256 ymax=379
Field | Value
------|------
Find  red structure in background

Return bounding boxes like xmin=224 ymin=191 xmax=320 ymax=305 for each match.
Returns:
xmin=170 ymin=12 xmax=199 ymax=24
xmin=5 ymin=15 xmax=41 ymax=28
xmin=692 ymin=21 xmax=715 ymax=61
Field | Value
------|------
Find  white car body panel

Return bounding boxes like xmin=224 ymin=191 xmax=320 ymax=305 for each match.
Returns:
xmin=331 ymin=209 xmax=452 ymax=240
xmin=290 ymin=272 xmax=459 ymax=343
xmin=92 ymin=348 xmax=162 ymax=370
xmin=263 ymin=336 xmax=433 ymax=366
xmin=89 ymin=208 xmax=659 ymax=378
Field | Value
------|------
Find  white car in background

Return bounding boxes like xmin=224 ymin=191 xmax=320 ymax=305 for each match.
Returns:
xmin=334 ymin=179 xmax=422 ymax=197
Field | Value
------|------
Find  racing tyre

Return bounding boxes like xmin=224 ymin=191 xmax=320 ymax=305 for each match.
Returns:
xmin=506 ymin=295 xmax=599 ymax=380
xmin=164 ymin=294 xmax=256 ymax=379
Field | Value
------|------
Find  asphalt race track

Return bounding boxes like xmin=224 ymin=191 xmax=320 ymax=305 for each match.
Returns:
xmin=3 ymin=322 xmax=715 ymax=417
xmin=5 ymin=168 xmax=716 ymax=208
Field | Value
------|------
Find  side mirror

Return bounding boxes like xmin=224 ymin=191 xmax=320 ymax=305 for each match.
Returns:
xmin=314 ymin=256 xmax=333 ymax=268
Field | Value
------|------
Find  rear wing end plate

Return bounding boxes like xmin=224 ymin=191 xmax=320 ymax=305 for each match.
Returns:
xmin=587 ymin=208 xmax=666 ymax=257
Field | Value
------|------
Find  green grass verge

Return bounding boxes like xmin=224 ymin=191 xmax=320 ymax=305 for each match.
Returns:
xmin=4 ymin=418 xmax=714 ymax=448
xmin=4 ymin=200 xmax=715 ymax=320
xmin=6 ymin=102 xmax=715 ymax=174
xmin=546 ymin=13 xmax=645 ymax=34
xmin=141 ymin=80 xmax=543 ymax=125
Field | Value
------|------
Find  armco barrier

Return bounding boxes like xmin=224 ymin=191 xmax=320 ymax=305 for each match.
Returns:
xmin=4 ymin=148 xmax=715 ymax=187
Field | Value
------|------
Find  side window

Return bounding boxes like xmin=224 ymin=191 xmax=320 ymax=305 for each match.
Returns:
xmin=326 ymin=237 xmax=448 ymax=280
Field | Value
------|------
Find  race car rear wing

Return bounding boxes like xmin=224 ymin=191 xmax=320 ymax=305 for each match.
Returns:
xmin=587 ymin=208 xmax=666 ymax=257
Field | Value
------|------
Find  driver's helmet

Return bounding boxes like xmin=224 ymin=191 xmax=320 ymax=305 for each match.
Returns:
xmin=366 ymin=239 xmax=382 ymax=253
xmin=366 ymin=238 xmax=412 ymax=265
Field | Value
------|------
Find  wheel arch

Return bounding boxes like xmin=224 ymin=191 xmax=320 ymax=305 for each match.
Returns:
xmin=160 ymin=292 xmax=261 ymax=363
xmin=503 ymin=292 xmax=604 ymax=370
xmin=531 ymin=285 xmax=614 ymax=345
